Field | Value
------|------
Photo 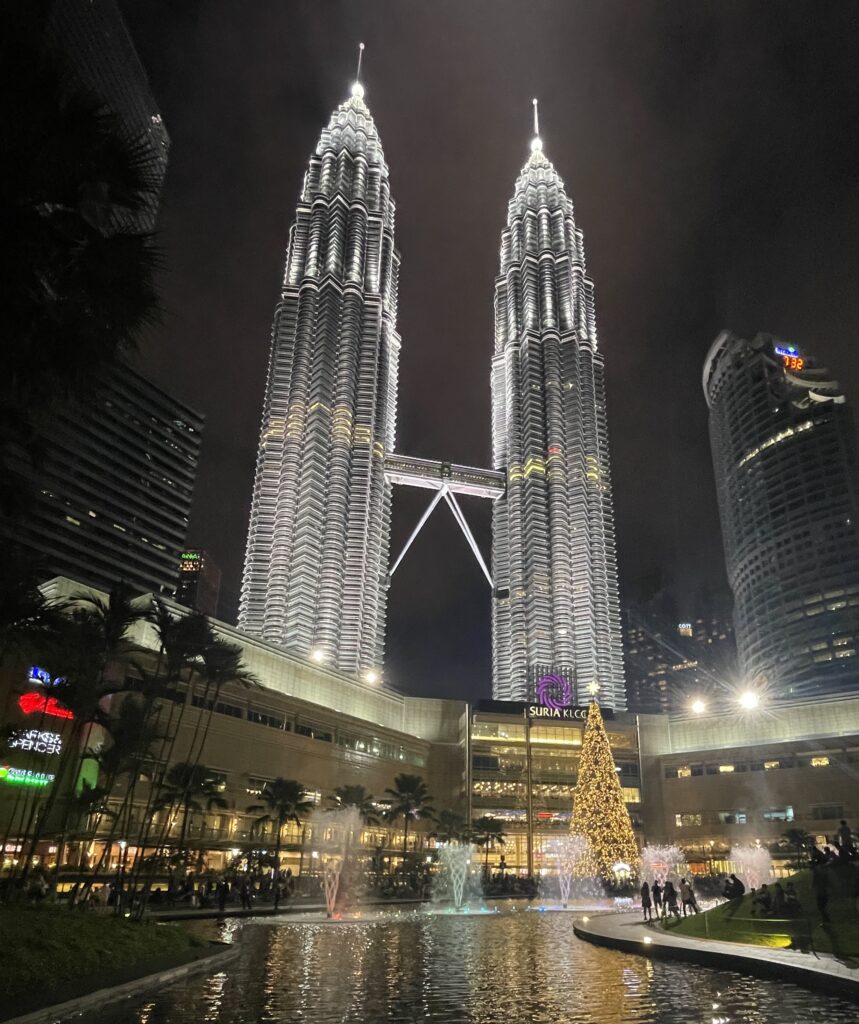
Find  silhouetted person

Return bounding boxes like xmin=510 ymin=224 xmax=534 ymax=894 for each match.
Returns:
xmin=785 ymin=880 xmax=801 ymax=913
xmin=680 ymin=878 xmax=699 ymax=916
xmin=651 ymin=880 xmax=663 ymax=917
xmin=641 ymin=881 xmax=653 ymax=922
xmin=663 ymin=881 xmax=681 ymax=919
xmin=217 ymin=879 xmax=229 ymax=913
xmin=812 ymin=865 xmax=831 ymax=922
xmin=772 ymin=883 xmax=787 ymax=915
xmin=752 ymin=884 xmax=773 ymax=916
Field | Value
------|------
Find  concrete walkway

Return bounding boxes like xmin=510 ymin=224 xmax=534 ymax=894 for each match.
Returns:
xmin=574 ymin=911 xmax=859 ymax=1001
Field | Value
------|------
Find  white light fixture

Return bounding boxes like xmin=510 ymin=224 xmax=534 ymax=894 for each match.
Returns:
xmin=690 ymin=698 xmax=707 ymax=715
xmin=738 ymin=690 xmax=760 ymax=710
xmin=311 ymin=649 xmax=326 ymax=664
xmin=364 ymin=670 xmax=379 ymax=684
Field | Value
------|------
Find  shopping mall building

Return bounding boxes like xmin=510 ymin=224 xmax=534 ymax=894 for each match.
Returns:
xmin=2 ymin=578 xmax=858 ymax=877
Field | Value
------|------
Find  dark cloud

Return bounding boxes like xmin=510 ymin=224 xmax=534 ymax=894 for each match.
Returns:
xmin=119 ymin=0 xmax=859 ymax=699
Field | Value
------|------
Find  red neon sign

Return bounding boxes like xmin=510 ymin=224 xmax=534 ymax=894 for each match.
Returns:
xmin=18 ymin=692 xmax=74 ymax=720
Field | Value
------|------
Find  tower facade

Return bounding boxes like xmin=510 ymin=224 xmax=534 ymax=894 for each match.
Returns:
xmin=239 ymin=83 xmax=400 ymax=675
xmin=704 ymin=330 xmax=859 ymax=699
xmin=490 ymin=125 xmax=625 ymax=707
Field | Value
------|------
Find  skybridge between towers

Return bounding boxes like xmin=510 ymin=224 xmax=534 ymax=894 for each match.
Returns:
xmin=384 ymin=453 xmax=505 ymax=588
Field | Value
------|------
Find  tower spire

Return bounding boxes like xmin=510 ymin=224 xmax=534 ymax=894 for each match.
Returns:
xmin=351 ymin=42 xmax=366 ymax=99
xmin=530 ymin=97 xmax=543 ymax=154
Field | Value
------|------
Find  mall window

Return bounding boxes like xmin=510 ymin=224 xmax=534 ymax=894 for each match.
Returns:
xmin=718 ymin=764 xmax=735 ymax=774
xmin=762 ymin=806 xmax=795 ymax=822
xmin=295 ymin=722 xmax=333 ymax=743
xmin=248 ymin=708 xmax=287 ymax=730
xmin=810 ymin=756 xmax=831 ymax=767
xmin=206 ymin=770 xmax=227 ymax=793
xmin=764 ymin=760 xmax=780 ymax=770
xmin=717 ymin=811 xmax=748 ymax=824
xmin=674 ymin=813 xmax=703 ymax=828
xmin=246 ymin=777 xmax=271 ymax=796
xmin=622 ymin=787 xmax=642 ymax=804
xmin=670 ymin=766 xmax=691 ymax=779
xmin=472 ymin=755 xmax=500 ymax=771
xmin=813 ymin=805 xmax=844 ymax=820
xmin=690 ymin=764 xmax=704 ymax=777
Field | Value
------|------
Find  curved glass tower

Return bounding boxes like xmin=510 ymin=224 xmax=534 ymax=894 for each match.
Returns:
xmin=490 ymin=119 xmax=625 ymax=707
xmin=704 ymin=331 xmax=859 ymax=699
xmin=239 ymin=81 xmax=400 ymax=675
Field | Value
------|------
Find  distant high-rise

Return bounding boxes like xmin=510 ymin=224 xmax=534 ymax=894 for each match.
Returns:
xmin=623 ymin=595 xmax=736 ymax=714
xmin=3 ymin=365 xmax=203 ymax=597
xmin=45 ymin=0 xmax=170 ymax=232
xmin=239 ymin=73 xmax=400 ymax=676
xmin=704 ymin=330 xmax=859 ymax=699
xmin=490 ymin=106 xmax=625 ymax=707
xmin=176 ymin=549 xmax=222 ymax=618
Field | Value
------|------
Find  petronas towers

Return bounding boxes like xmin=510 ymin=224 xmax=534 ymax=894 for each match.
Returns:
xmin=239 ymin=72 xmax=626 ymax=709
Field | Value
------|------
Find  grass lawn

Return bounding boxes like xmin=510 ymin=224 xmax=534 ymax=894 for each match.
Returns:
xmin=0 ymin=904 xmax=205 ymax=1002
xmin=667 ymin=864 xmax=859 ymax=959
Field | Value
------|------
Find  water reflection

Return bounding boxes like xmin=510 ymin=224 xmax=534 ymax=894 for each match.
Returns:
xmin=88 ymin=914 xmax=855 ymax=1024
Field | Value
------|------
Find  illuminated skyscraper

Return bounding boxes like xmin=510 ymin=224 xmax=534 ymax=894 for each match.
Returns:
xmin=239 ymin=65 xmax=400 ymax=676
xmin=490 ymin=105 xmax=625 ymax=707
xmin=704 ymin=331 xmax=859 ymax=699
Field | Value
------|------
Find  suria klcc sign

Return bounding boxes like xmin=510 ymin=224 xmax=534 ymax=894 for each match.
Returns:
xmin=526 ymin=673 xmax=613 ymax=720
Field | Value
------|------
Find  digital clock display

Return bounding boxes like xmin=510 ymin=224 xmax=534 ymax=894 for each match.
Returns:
xmin=782 ymin=355 xmax=805 ymax=371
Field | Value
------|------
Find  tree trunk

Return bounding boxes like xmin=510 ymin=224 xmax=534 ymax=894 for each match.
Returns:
xmin=402 ymin=816 xmax=409 ymax=862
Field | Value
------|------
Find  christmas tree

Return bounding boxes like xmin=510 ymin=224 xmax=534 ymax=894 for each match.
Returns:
xmin=569 ymin=699 xmax=639 ymax=879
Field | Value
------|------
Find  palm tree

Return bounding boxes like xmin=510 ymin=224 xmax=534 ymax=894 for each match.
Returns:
xmin=13 ymin=584 xmax=146 ymax=896
xmin=383 ymin=774 xmax=435 ymax=862
xmin=248 ymin=779 xmax=313 ymax=908
xmin=472 ymin=817 xmax=506 ymax=872
xmin=328 ymin=785 xmax=380 ymax=826
xmin=434 ymin=809 xmax=470 ymax=845
xmin=782 ymin=827 xmax=814 ymax=870
xmin=153 ymin=762 xmax=228 ymax=871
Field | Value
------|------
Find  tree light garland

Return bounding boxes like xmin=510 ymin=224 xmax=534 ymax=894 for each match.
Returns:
xmin=568 ymin=701 xmax=639 ymax=879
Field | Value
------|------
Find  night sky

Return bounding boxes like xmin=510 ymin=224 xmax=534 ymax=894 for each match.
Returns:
xmin=119 ymin=1 xmax=859 ymax=701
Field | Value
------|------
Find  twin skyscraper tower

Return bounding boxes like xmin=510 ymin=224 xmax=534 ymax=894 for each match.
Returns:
xmin=238 ymin=68 xmax=625 ymax=709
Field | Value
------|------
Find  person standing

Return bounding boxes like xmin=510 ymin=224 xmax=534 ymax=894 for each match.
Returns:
xmin=812 ymin=864 xmax=831 ymax=923
xmin=663 ymin=880 xmax=681 ymax=920
xmin=651 ymin=880 xmax=663 ymax=918
xmin=640 ymin=881 xmax=653 ymax=922
xmin=680 ymin=878 xmax=699 ymax=916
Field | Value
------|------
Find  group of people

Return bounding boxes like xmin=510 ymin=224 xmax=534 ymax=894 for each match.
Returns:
xmin=640 ymin=877 xmax=699 ymax=921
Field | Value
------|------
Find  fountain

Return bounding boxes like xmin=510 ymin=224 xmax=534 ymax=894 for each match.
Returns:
xmin=640 ymin=844 xmax=688 ymax=886
xmin=548 ymin=834 xmax=591 ymax=907
xmin=730 ymin=844 xmax=773 ymax=890
xmin=436 ymin=842 xmax=475 ymax=909
xmin=308 ymin=807 xmax=363 ymax=917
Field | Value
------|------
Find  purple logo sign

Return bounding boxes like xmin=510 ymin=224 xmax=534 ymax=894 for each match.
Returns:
xmin=536 ymin=674 xmax=572 ymax=710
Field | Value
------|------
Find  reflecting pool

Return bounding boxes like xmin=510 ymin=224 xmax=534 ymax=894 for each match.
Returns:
xmin=85 ymin=913 xmax=856 ymax=1024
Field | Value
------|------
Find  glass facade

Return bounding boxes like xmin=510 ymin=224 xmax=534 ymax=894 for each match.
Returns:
xmin=704 ymin=331 xmax=859 ymax=698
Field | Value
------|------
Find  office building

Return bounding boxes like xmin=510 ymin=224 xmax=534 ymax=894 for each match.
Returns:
xmin=491 ymin=107 xmax=625 ymax=706
xmin=175 ymin=549 xmax=222 ymax=618
xmin=704 ymin=331 xmax=859 ymax=699
xmin=624 ymin=597 xmax=736 ymax=714
xmin=2 ymin=367 xmax=203 ymax=598
xmin=239 ymin=76 xmax=401 ymax=677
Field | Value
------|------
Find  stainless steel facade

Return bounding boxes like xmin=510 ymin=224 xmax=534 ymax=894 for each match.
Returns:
xmin=239 ymin=85 xmax=400 ymax=676
xmin=704 ymin=330 xmax=859 ymax=698
xmin=490 ymin=132 xmax=625 ymax=707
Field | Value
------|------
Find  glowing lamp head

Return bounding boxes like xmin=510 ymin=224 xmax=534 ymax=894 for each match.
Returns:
xmin=690 ymin=698 xmax=707 ymax=715
xmin=364 ymin=670 xmax=379 ymax=685
xmin=311 ymin=649 xmax=326 ymax=664
xmin=738 ymin=690 xmax=760 ymax=710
